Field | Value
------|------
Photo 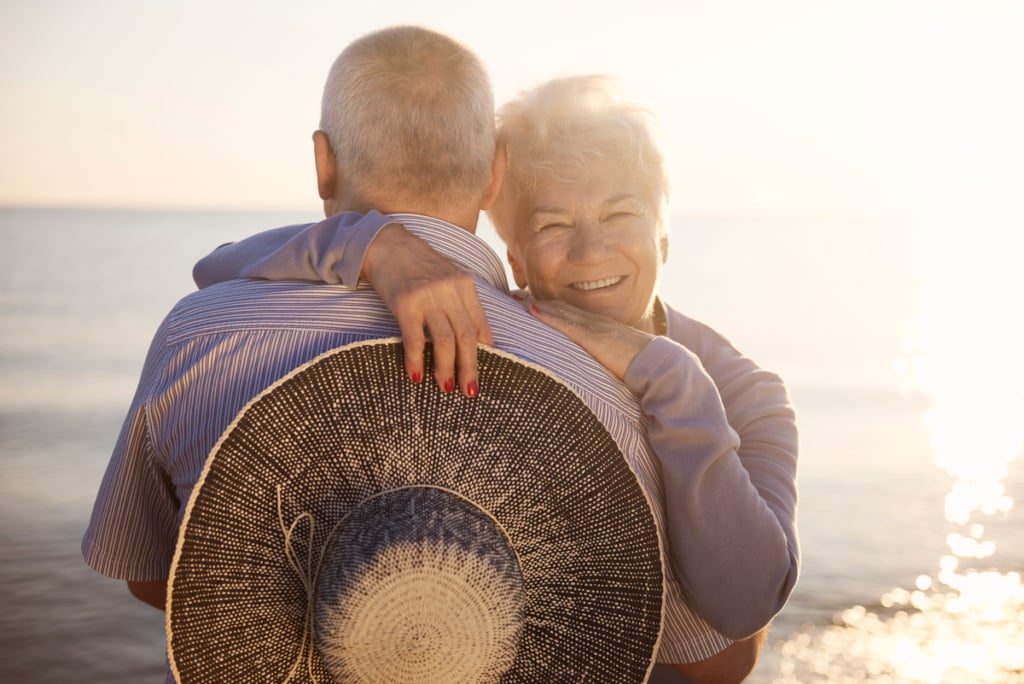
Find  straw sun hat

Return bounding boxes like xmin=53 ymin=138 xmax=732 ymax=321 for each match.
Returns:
xmin=167 ymin=339 xmax=664 ymax=683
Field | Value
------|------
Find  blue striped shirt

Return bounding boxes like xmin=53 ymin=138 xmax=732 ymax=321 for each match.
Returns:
xmin=82 ymin=214 xmax=731 ymax=668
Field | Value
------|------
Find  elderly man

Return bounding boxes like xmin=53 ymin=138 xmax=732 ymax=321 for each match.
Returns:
xmin=83 ymin=26 xmax=761 ymax=683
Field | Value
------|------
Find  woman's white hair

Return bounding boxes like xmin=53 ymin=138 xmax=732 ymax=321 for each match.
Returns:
xmin=320 ymin=26 xmax=495 ymax=211
xmin=487 ymin=75 xmax=669 ymax=243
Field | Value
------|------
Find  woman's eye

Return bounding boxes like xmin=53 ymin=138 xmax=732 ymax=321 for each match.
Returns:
xmin=603 ymin=212 xmax=635 ymax=222
xmin=539 ymin=222 xmax=571 ymax=231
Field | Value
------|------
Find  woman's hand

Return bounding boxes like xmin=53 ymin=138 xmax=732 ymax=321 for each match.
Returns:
xmin=527 ymin=299 xmax=655 ymax=381
xmin=363 ymin=224 xmax=493 ymax=397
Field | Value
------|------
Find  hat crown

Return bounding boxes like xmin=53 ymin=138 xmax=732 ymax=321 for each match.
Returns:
xmin=314 ymin=486 xmax=525 ymax=683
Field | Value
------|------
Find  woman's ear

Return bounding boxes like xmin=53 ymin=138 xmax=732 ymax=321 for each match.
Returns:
xmin=313 ymin=130 xmax=338 ymax=202
xmin=660 ymin=233 xmax=670 ymax=264
xmin=480 ymin=144 xmax=507 ymax=211
xmin=507 ymin=247 xmax=529 ymax=289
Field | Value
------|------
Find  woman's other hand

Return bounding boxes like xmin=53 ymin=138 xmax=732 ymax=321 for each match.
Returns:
xmin=527 ymin=299 xmax=655 ymax=381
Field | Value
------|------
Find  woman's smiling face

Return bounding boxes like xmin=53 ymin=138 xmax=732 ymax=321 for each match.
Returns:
xmin=506 ymin=162 xmax=668 ymax=332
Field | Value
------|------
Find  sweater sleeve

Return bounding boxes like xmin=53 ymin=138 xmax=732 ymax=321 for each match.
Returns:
xmin=624 ymin=335 xmax=799 ymax=640
xmin=192 ymin=211 xmax=393 ymax=289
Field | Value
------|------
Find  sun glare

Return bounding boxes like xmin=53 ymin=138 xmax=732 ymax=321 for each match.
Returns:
xmin=907 ymin=212 xmax=1024 ymax=504
xmin=772 ymin=210 xmax=1024 ymax=682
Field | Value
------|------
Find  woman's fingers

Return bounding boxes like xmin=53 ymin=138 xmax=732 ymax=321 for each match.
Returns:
xmin=392 ymin=275 xmax=486 ymax=397
xmin=528 ymin=299 xmax=654 ymax=380
xmin=396 ymin=315 xmax=428 ymax=387
xmin=528 ymin=299 xmax=608 ymax=338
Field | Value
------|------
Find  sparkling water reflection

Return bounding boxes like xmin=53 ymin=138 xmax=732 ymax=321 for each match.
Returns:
xmin=771 ymin=214 xmax=1024 ymax=683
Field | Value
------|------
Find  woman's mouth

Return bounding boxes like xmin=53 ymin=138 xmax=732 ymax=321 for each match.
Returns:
xmin=569 ymin=276 xmax=624 ymax=292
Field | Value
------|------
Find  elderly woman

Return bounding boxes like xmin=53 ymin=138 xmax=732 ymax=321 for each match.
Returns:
xmin=194 ymin=75 xmax=799 ymax=682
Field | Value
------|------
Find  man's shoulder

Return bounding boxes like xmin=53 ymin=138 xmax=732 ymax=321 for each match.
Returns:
xmin=162 ymin=279 xmax=379 ymax=343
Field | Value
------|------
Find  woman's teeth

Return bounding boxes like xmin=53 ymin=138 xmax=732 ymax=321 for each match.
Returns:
xmin=570 ymin=276 xmax=623 ymax=291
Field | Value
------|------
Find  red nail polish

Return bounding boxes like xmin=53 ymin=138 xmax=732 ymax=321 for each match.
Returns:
xmin=411 ymin=371 xmax=422 ymax=384
xmin=467 ymin=380 xmax=478 ymax=397
xmin=529 ymin=303 xmax=540 ymax=314
xmin=511 ymin=293 xmax=522 ymax=301
xmin=444 ymin=378 xmax=455 ymax=393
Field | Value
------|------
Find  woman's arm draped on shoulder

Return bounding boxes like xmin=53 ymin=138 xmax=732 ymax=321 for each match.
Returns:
xmin=190 ymin=211 xmax=492 ymax=398
xmin=192 ymin=211 xmax=393 ymax=288
xmin=624 ymin=309 xmax=799 ymax=640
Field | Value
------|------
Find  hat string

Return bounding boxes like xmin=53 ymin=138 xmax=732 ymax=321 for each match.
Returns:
xmin=277 ymin=485 xmax=323 ymax=684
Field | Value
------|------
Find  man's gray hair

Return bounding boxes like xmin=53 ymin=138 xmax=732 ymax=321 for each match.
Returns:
xmin=320 ymin=26 xmax=496 ymax=210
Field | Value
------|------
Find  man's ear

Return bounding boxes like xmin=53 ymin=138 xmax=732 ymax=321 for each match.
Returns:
xmin=507 ymin=247 xmax=528 ymax=289
xmin=660 ymin=233 xmax=670 ymax=264
xmin=313 ymin=130 xmax=337 ymax=201
xmin=480 ymin=143 xmax=507 ymax=211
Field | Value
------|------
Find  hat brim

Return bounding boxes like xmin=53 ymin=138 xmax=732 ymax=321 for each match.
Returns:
xmin=167 ymin=339 xmax=664 ymax=683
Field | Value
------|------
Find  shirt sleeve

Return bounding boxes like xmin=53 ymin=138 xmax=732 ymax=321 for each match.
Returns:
xmin=192 ymin=211 xmax=394 ymax=289
xmin=81 ymin=326 xmax=182 ymax=581
xmin=624 ymin=335 xmax=799 ymax=640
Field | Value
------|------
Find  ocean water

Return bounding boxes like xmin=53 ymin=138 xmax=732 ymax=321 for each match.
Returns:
xmin=1 ymin=206 xmax=1022 ymax=682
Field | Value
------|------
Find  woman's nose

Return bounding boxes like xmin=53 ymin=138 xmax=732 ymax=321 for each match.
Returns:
xmin=567 ymin=220 xmax=610 ymax=262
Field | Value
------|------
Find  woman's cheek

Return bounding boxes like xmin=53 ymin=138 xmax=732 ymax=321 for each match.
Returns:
xmin=523 ymin=246 xmax=563 ymax=299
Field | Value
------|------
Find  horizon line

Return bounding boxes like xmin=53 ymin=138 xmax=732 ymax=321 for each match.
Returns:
xmin=0 ymin=201 xmax=910 ymax=222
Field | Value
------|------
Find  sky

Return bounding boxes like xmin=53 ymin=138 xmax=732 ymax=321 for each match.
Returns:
xmin=1 ymin=0 xmax=1023 ymax=215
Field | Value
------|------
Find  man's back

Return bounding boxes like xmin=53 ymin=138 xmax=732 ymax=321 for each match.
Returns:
xmin=84 ymin=216 xmax=640 ymax=575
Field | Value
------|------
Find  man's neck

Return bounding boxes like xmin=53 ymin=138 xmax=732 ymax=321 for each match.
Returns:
xmin=326 ymin=196 xmax=479 ymax=234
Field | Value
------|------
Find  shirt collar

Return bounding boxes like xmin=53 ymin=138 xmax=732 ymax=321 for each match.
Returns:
xmin=384 ymin=213 xmax=511 ymax=295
